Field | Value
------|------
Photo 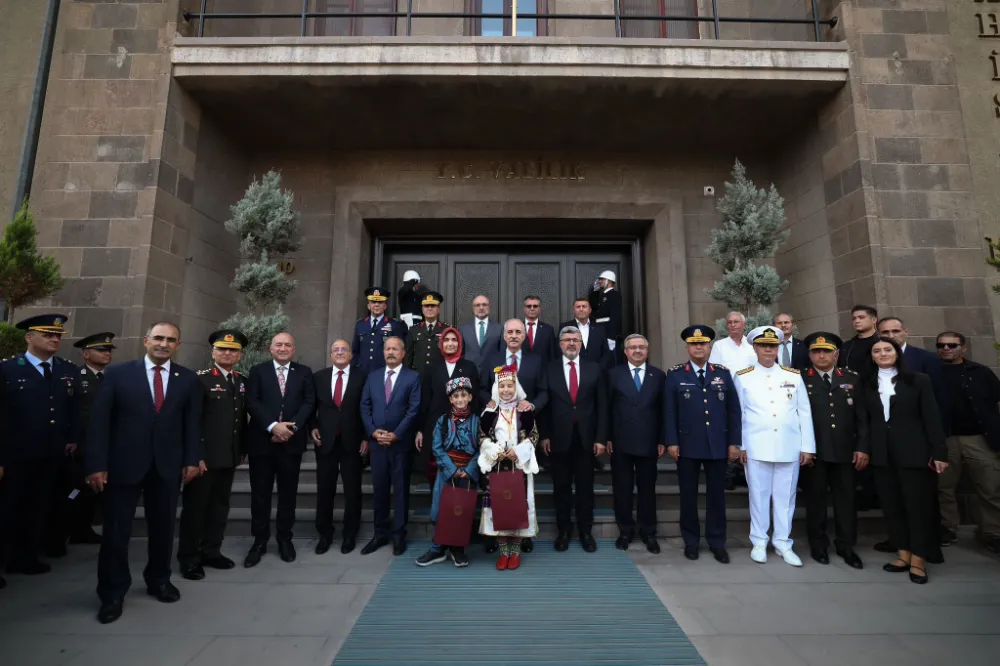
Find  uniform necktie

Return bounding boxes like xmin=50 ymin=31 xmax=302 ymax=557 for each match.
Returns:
xmin=277 ymin=365 xmax=287 ymax=396
xmin=40 ymin=360 xmax=52 ymax=384
xmin=334 ymin=370 xmax=344 ymax=407
xmin=371 ymin=317 xmax=379 ymax=333
xmin=697 ymin=368 xmax=705 ymax=386
xmin=384 ymin=369 xmax=394 ymax=403
xmin=96 ymin=371 xmax=104 ymax=380
xmin=478 ymin=320 xmax=486 ymax=347
xmin=782 ymin=342 xmax=791 ymax=367
xmin=508 ymin=355 xmax=518 ymax=373
xmin=226 ymin=372 xmax=235 ymax=393
xmin=153 ymin=366 xmax=164 ymax=413
xmin=568 ymin=361 xmax=578 ymax=404
xmin=527 ymin=321 xmax=535 ymax=349
xmin=633 ymin=368 xmax=642 ymax=391
xmin=823 ymin=373 xmax=832 ymax=390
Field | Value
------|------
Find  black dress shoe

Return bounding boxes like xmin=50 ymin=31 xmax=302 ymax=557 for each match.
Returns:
xmin=874 ymin=540 xmax=895 ymax=553
xmin=711 ymin=548 xmax=730 ymax=564
xmin=615 ymin=535 xmax=630 ymax=551
xmin=521 ymin=537 xmax=534 ymax=553
xmin=7 ymin=560 xmax=52 ymax=575
xmin=361 ymin=537 xmax=388 ymax=555
xmin=724 ymin=478 xmax=736 ymax=491
xmin=69 ymin=529 xmax=103 ymax=545
xmin=392 ymin=539 xmax=407 ymax=556
xmin=909 ymin=565 xmax=928 ymax=584
xmin=684 ymin=546 xmax=699 ymax=561
xmin=340 ymin=538 xmax=356 ymax=555
xmin=315 ymin=535 xmax=333 ymax=555
xmin=484 ymin=537 xmax=499 ymax=554
xmin=146 ymin=581 xmax=181 ymax=603
xmin=644 ymin=537 xmax=661 ymax=554
xmin=278 ymin=540 xmax=296 ymax=563
xmin=580 ymin=533 xmax=597 ymax=553
xmin=837 ymin=549 xmax=863 ymax=569
xmin=554 ymin=532 xmax=570 ymax=552
xmin=202 ymin=555 xmax=235 ymax=570
xmin=883 ymin=560 xmax=910 ymax=573
xmin=811 ymin=548 xmax=830 ymax=565
xmin=180 ymin=563 xmax=205 ymax=581
xmin=243 ymin=542 xmax=267 ymax=568
xmin=98 ymin=598 xmax=123 ymax=624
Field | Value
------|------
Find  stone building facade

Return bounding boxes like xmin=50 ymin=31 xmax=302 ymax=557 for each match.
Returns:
xmin=5 ymin=0 xmax=998 ymax=371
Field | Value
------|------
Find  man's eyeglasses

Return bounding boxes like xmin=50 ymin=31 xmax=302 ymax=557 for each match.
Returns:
xmin=936 ymin=342 xmax=960 ymax=349
xmin=524 ymin=304 xmax=540 ymax=309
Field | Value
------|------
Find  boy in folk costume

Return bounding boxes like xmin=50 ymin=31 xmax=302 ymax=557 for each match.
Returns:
xmin=415 ymin=377 xmax=480 ymax=568
xmin=479 ymin=365 xmax=540 ymax=570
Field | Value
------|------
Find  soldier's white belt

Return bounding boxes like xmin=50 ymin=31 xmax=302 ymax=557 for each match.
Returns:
xmin=596 ymin=317 xmax=610 ymax=323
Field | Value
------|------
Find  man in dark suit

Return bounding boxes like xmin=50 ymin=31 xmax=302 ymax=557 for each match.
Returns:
xmin=560 ymin=298 xmax=610 ymax=368
xmin=774 ymin=313 xmax=808 ymax=371
xmin=177 ymin=330 xmax=248 ymax=581
xmin=539 ymin=325 xmax=609 ymax=552
xmin=459 ymin=295 xmax=502 ymax=368
xmin=522 ymin=295 xmax=558 ymax=360
xmin=360 ymin=336 xmax=422 ymax=556
xmin=85 ymin=321 xmax=202 ymax=624
xmin=800 ymin=332 xmax=868 ymax=569
xmin=352 ymin=287 xmax=407 ymax=373
xmin=1 ymin=314 xmax=77 ymax=577
xmin=244 ymin=332 xmax=316 ymax=568
xmin=607 ymin=333 xmax=665 ymax=554
xmin=665 ymin=325 xmax=742 ymax=564
xmin=311 ymin=339 xmax=369 ymax=555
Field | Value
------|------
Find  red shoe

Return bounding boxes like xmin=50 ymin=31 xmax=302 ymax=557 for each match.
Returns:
xmin=496 ymin=554 xmax=509 ymax=570
xmin=507 ymin=553 xmax=521 ymax=570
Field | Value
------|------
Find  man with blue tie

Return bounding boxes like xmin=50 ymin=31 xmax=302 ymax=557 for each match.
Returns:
xmin=665 ymin=325 xmax=742 ymax=564
xmin=352 ymin=287 xmax=407 ymax=373
xmin=607 ymin=334 xmax=666 ymax=553
xmin=360 ymin=336 xmax=422 ymax=556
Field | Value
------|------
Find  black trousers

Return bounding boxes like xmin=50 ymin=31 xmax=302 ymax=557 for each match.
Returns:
xmin=248 ymin=449 xmax=302 ymax=543
xmin=875 ymin=465 xmax=937 ymax=559
xmin=610 ymin=449 xmax=657 ymax=538
xmin=315 ymin=443 xmax=364 ymax=540
xmin=178 ymin=466 xmax=236 ymax=564
xmin=45 ymin=455 xmax=99 ymax=547
xmin=3 ymin=458 xmax=59 ymax=566
xmin=550 ymin=428 xmax=595 ymax=534
xmin=677 ymin=457 xmax=727 ymax=549
xmin=370 ymin=443 xmax=410 ymax=540
xmin=97 ymin=468 xmax=179 ymax=603
xmin=802 ymin=459 xmax=856 ymax=551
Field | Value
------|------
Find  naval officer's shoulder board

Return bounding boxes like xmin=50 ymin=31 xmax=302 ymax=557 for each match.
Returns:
xmin=779 ymin=365 xmax=801 ymax=374
xmin=735 ymin=366 xmax=755 ymax=376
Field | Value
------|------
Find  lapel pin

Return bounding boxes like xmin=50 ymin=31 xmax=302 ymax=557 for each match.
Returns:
xmin=174 ymin=372 xmax=179 ymax=377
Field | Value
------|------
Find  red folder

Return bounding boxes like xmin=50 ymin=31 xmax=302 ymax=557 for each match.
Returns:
xmin=489 ymin=470 xmax=529 ymax=531
xmin=433 ymin=483 xmax=478 ymax=547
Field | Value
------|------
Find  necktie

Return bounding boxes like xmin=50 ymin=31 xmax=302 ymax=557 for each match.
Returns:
xmin=334 ymin=370 xmax=344 ymax=407
xmin=568 ymin=361 xmax=578 ymax=404
xmin=527 ymin=321 xmax=535 ymax=349
xmin=697 ymin=368 xmax=705 ymax=386
xmin=226 ymin=372 xmax=235 ymax=393
xmin=508 ymin=355 xmax=518 ymax=373
xmin=633 ymin=368 xmax=642 ymax=391
xmin=371 ymin=317 xmax=378 ymax=333
xmin=782 ymin=342 xmax=791 ymax=366
xmin=277 ymin=365 xmax=287 ymax=396
xmin=823 ymin=373 xmax=832 ymax=390
xmin=153 ymin=366 xmax=164 ymax=413
xmin=96 ymin=371 xmax=104 ymax=380
xmin=478 ymin=320 xmax=486 ymax=347
xmin=40 ymin=361 xmax=52 ymax=384
xmin=384 ymin=369 xmax=394 ymax=403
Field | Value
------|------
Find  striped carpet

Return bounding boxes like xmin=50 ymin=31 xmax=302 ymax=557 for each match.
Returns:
xmin=333 ymin=540 xmax=705 ymax=666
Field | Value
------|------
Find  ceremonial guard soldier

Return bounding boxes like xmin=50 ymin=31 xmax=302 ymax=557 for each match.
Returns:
xmin=589 ymin=270 xmax=622 ymax=356
xmin=734 ymin=326 xmax=815 ymax=567
xmin=178 ymin=330 xmax=248 ymax=580
xmin=397 ymin=270 xmax=428 ymax=329
xmin=404 ymin=291 xmax=449 ymax=376
xmin=801 ymin=332 xmax=868 ymax=569
xmin=352 ymin=287 xmax=407 ymax=373
xmin=0 ymin=314 xmax=77 ymax=576
xmin=664 ymin=325 xmax=742 ymax=563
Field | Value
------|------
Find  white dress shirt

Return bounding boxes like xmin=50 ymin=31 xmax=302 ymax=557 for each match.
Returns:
xmin=384 ymin=364 xmax=402 ymax=392
xmin=709 ymin=335 xmax=757 ymax=373
xmin=877 ymin=368 xmax=897 ymax=421
xmin=445 ymin=361 xmax=457 ymax=377
xmin=562 ymin=355 xmax=582 ymax=390
xmin=331 ymin=364 xmax=350 ymax=397
xmin=627 ymin=362 xmax=647 ymax=386
xmin=575 ymin=319 xmax=591 ymax=348
xmin=24 ymin=351 xmax=52 ymax=377
xmin=145 ymin=356 xmax=171 ymax=400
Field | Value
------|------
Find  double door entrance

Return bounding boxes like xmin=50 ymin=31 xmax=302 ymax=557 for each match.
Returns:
xmin=377 ymin=242 xmax=638 ymax=333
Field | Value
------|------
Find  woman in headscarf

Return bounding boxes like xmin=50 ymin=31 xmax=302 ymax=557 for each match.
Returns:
xmin=416 ymin=327 xmax=480 ymax=484
xmin=479 ymin=365 xmax=539 ymax=570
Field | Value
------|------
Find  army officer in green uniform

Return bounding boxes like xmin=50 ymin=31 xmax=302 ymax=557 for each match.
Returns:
xmin=178 ymin=329 xmax=249 ymax=580
xmin=404 ymin=291 xmax=449 ymax=376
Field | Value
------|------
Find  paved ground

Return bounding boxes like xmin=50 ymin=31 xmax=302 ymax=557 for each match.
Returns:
xmin=0 ymin=529 xmax=998 ymax=666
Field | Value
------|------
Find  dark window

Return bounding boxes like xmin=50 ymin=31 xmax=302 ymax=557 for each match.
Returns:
xmin=468 ymin=0 xmax=549 ymax=37
xmin=317 ymin=0 xmax=396 ymax=37
xmin=621 ymin=0 xmax=698 ymax=39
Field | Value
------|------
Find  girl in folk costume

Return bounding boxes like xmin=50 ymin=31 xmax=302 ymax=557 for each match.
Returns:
xmin=479 ymin=365 xmax=540 ymax=570
xmin=415 ymin=377 xmax=480 ymax=568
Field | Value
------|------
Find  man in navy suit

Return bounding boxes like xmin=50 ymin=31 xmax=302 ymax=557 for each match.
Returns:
xmin=559 ymin=298 xmax=610 ymax=368
xmin=352 ymin=287 xmax=408 ymax=373
xmin=244 ymin=332 xmax=316 ymax=568
xmin=85 ymin=321 xmax=202 ymax=624
xmin=774 ymin=313 xmax=808 ymax=371
xmin=360 ymin=336 xmax=421 ymax=556
xmin=664 ymin=325 xmax=742 ymax=564
xmin=607 ymin=334 xmax=666 ymax=554
xmin=522 ymin=295 xmax=558 ymax=360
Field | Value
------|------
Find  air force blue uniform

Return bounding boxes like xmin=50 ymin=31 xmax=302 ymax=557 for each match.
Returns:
xmin=352 ymin=315 xmax=407 ymax=372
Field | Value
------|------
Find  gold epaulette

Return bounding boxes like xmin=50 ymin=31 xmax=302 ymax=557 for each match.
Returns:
xmin=736 ymin=366 xmax=754 ymax=376
xmin=780 ymin=365 xmax=801 ymax=374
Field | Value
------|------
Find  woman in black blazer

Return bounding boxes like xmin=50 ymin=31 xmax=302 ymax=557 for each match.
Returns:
xmin=864 ymin=337 xmax=949 ymax=584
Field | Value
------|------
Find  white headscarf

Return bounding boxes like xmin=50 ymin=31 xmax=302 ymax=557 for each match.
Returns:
xmin=490 ymin=374 xmax=526 ymax=412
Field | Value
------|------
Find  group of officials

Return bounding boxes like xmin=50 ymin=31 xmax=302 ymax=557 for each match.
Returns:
xmin=2 ymin=277 xmax=999 ymax=622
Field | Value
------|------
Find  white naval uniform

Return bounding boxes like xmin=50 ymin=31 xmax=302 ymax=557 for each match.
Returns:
xmin=734 ymin=362 xmax=816 ymax=551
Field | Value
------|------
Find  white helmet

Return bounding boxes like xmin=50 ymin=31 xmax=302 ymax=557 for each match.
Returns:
xmin=599 ymin=270 xmax=616 ymax=283
xmin=402 ymin=270 xmax=420 ymax=282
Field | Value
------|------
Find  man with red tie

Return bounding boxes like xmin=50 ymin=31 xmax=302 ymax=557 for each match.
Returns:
xmin=522 ymin=295 xmax=558 ymax=360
